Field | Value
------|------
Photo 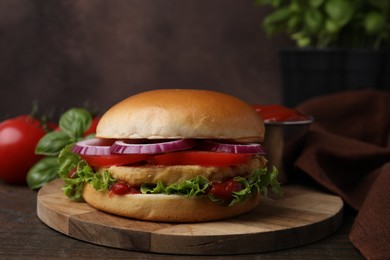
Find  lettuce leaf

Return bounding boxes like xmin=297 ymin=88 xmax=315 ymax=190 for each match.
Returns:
xmin=141 ymin=175 xmax=210 ymax=197
xmin=230 ymin=166 xmax=280 ymax=206
xmin=58 ymin=144 xmax=281 ymax=205
xmin=140 ymin=166 xmax=281 ymax=206
xmin=58 ymin=144 xmax=116 ymax=201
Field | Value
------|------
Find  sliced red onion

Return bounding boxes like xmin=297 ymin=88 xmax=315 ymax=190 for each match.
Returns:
xmin=72 ymin=138 xmax=114 ymax=155
xmin=200 ymin=141 xmax=265 ymax=154
xmin=111 ymin=139 xmax=197 ymax=154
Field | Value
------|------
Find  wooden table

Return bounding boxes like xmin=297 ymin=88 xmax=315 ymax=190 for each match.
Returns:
xmin=0 ymin=180 xmax=364 ymax=259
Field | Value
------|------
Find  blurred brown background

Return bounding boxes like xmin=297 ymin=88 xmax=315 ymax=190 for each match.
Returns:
xmin=0 ymin=0 xmax=289 ymax=120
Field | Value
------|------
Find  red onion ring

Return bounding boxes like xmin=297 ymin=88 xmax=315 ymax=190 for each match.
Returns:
xmin=110 ymin=139 xmax=197 ymax=154
xmin=72 ymin=138 xmax=114 ymax=155
xmin=200 ymin=141 xmax=265 ymax=154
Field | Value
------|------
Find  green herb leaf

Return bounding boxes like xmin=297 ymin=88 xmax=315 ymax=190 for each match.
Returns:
xmin=35 ymin=131 xmax=72 ymax=156
xmin=364 ymin=12 xmax=386 ymax=35
xmin=367 ymin=0 xmax=389 ymax=10
xmin=59 ymin=108 xmax=92 ymax=139
xmin=257 ymin=0 xmax=390 ymax=49
xmin=325 ymin=0 xmax=354 ymax=27
xmin=308 ymin=0 xmax=324 ymax=8
xmin=304 ymin=8 xmax=323 ymax=33
xmin=263 ymin=7 xmax=293 ymax=36
xmin=287 ymin=15 xmax=301 ymax=32
xmin=37 ymin=108 xmax=94 ymax=156
xmin=325 ymin=18 xmax=339 ymax=34
xmin=264 ymin=7 xmax=292 ymax=24
xmin=26 ymin=157 xmax=59 ymax=189
xmin=28 ymin=107 xmax=95 ymax=191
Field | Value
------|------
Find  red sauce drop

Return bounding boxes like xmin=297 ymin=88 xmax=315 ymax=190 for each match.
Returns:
xmin=109 ymin=181 xmax=140 ymax=196
xmin=68 ymin=167 xmax=77 ymax=179
xmin=209 ymin=179 xmax=243 ymax=201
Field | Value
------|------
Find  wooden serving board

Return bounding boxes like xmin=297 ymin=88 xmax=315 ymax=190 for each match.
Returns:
xmin=37 ymin=179 xmax=343 ymax=255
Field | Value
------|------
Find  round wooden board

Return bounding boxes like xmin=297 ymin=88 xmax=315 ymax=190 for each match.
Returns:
xmin=37 ymin=179 xmax=343 ymax=255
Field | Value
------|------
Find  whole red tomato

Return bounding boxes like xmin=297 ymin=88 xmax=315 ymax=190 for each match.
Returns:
xmin=0 ymin=115 xmax=47 ymax=184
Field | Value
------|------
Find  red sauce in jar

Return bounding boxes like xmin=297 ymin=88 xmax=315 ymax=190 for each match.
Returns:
xmin=252 ymin=104 xmax=309 ymax=122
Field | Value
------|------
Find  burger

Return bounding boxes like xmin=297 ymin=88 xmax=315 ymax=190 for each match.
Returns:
xmin=58 ymin=89 xmax=280 ymax=222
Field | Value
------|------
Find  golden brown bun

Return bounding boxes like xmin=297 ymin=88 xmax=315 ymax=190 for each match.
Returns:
xmin=96 ymin=89 xmax=264 ymax=142
xmin=83 ymin=183 xmax=261 ymax=222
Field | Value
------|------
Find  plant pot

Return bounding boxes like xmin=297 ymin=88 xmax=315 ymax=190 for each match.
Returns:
xmin=279 ymin=48 xmax=388 ymax=107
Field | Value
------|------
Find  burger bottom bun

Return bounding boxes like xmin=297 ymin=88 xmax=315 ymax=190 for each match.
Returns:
xmin=83 ymin=183 xmax=261 ymax=222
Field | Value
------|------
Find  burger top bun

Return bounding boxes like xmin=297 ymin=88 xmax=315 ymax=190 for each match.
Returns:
xmin=96 ymin=89 xmax=264 ymax=142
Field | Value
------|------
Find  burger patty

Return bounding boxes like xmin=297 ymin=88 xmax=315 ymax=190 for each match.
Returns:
xmin=98 ymin=156 xmax=267 ymax=186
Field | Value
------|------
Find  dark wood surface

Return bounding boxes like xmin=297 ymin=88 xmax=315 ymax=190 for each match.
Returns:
xmin=1 ymin=180 xmax=364 ymax=259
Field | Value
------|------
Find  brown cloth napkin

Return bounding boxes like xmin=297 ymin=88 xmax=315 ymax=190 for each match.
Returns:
xmin=294 ymin=90 xmax=390 ymax=259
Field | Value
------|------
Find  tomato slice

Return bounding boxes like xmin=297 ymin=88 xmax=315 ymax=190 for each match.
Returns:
xmin=81 ymin=154 xmax=151 ymax=167
xmin=151 ymin=151 xmax=253 ymax=167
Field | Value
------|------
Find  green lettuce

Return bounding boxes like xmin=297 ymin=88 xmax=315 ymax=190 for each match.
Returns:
xmin=140 ymin=166 xmax=281 ymax=206
xmin=141 ymin=175 xmax=210 ymax=196
xmin=58 ymin=144 xmax=115 ymax=201
xmin=230 ymin=166 xmax=280 ymax=206
xmin=58 ymin=143 xmax=281 ymax=205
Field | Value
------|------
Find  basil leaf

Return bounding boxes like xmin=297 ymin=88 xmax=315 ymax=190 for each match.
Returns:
xmin=29 ymin=107 xmax=96 ymax=192
xmin=59 ymin=108 xmax=91 ymax=138
xmin=35 ymin=131 xmax=72 ymax=156
xmin=26 ymin=157 xmax=59 ymax=190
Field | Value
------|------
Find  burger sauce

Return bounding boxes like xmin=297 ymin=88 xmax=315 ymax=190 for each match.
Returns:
xmin=209 ymin=179 xmax=244 ymax=202
xmin=108 ymin=178 xmax=244 ymax=204
xmin=109 ymin=181 xmax=140 ymax=196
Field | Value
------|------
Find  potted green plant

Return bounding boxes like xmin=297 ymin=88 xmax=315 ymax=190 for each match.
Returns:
xmin=256 ymin=0 xmax=390 ymax=106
